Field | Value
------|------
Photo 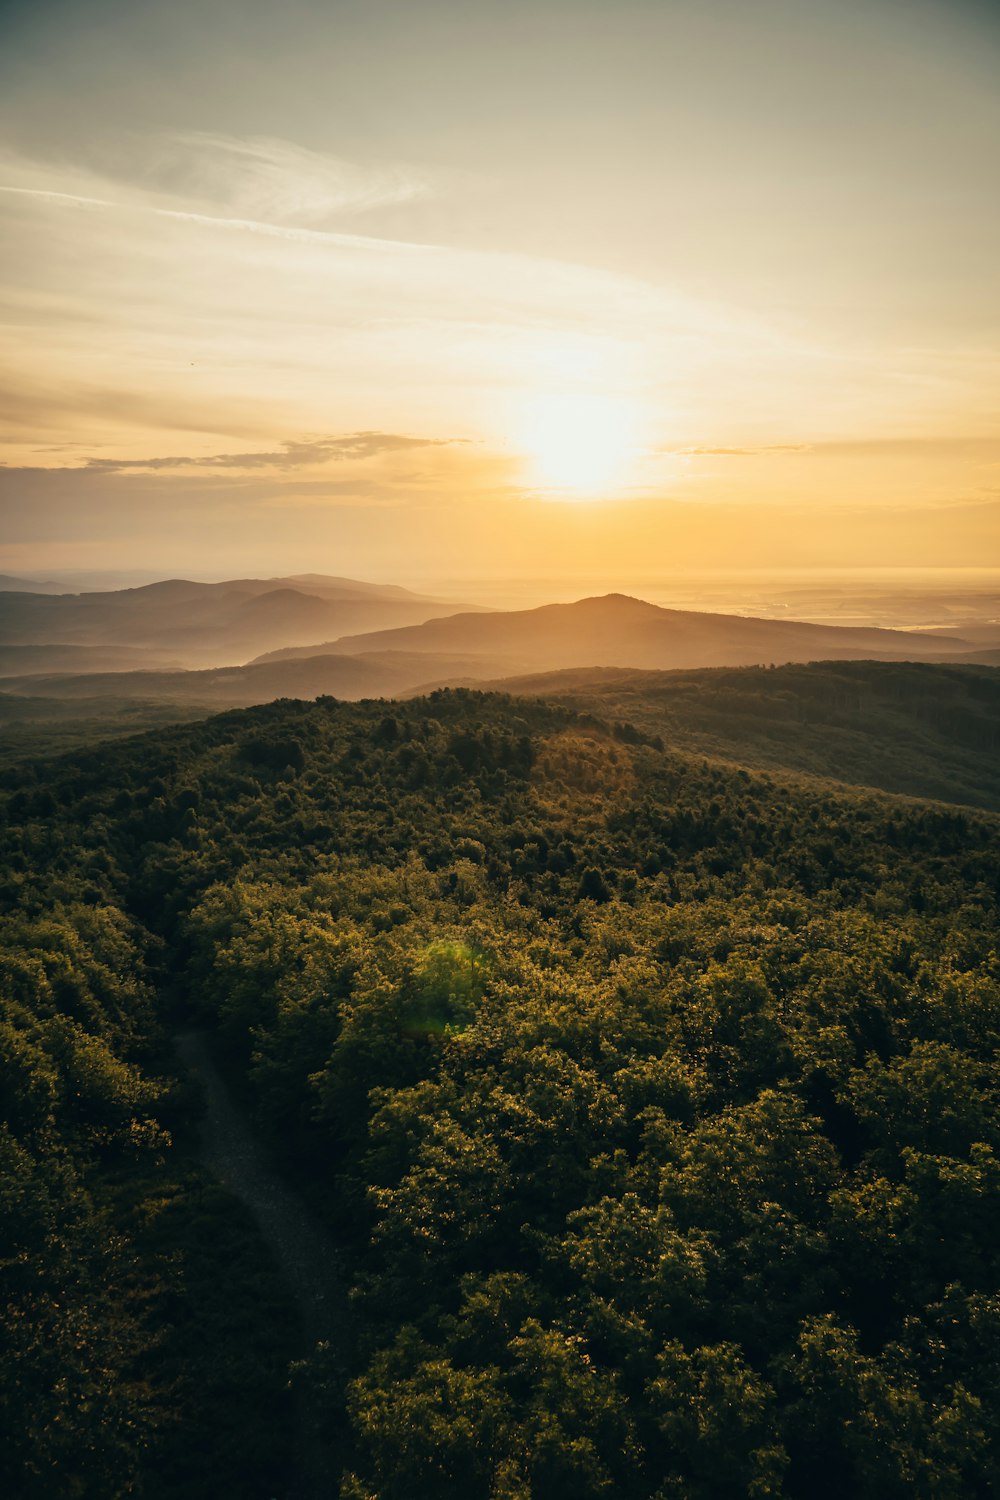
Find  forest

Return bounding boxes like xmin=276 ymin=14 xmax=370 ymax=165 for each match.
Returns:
xmin=2 ymin=673 xmax=1000 ymax=1497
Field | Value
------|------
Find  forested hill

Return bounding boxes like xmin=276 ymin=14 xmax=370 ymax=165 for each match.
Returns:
xmin=3 ymin=689 xmax=1000 ymax=1497
xmin=482 ymin=661 xmax=1000 ymax=811
xmin=3 ymin=661 xmax=998 ymax=811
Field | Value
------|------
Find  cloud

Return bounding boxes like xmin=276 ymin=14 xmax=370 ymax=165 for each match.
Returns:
xmin=664 ymin=444 xmax=813 ymax=456
xmin=0 ymin=181 xmax=431 ymax=253
xmin=2 ymin=433 xmax=460 ymax=475
xmin=0 ymin=375 xmax=281 ymax=444
xmin=0 ymin=185 xmax=113 ymax=212
xmin=0 ymin=130 xmax=434 ymax=231
xmin=160 ymin=132 xmax=433 ymax=224
xmin=662 ymin=437 xmax=1000 ymax=458
xmin=4 ymin=141 xmax=997 ymax=480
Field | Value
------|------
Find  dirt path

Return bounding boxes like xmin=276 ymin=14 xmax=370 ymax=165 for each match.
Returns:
xmin=173 ymin=1030 xmax=346 ymax=1498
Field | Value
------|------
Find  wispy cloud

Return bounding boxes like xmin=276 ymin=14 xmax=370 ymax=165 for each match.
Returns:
xmin=0 ymin=185 xmax=113 ymax=211
xmin=3 ymin=137 xmax=997 ymax=488
xmin=662 ymin=437 xmax=1000 ymax=458
xmin=663 ymin=444 xmax=813 ymax=457
xmin=160 ymin=131 xmax=433 ymax=224
xmin=0 ymin=130 xmax=433 ymax=229
xmin=2 ymin=433 xmax=460 ymax=475
xmin=0 ymin=178 xmax=433 ymax=253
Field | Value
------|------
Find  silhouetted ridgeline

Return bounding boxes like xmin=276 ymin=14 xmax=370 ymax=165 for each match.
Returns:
xmin=254 ymin=591 xmax=993 ymax=672
xmin=0 ymin=574 xmax=482 ymax=675
xmin=2 ymin=687 xmax=1000 ymax=1496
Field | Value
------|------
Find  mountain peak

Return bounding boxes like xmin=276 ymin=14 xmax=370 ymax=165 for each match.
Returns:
xmin=569 ymin=593 xmax=660 ymax=609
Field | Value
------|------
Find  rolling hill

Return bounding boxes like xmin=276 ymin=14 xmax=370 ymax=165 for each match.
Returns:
xmin=2 ymin=653 xmax=997 ymax=811
xmin=0 ymin=642 xmax=190 ymax=676
xmin=0 ymin=652 xmax=413 ymax=707
xmin=4 ymin=594 xmax=997 ymax=773
xmin=256 ymin=592 xmax=984 ymax=677
xmin=0 ymin=573 xmax=68 ymax=594
xmin=478 ymin=659 xmax=1000 ymax=810
xmin=0 ymin=574 xmax=481 ymax=673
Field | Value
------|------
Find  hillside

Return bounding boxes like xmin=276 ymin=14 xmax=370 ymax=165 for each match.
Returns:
xmin=4 ymin=592 xmax=996 ymax=799
xmin=479 ymin=661 xmax=1000 ymax=810
xmin=0 ymin=650 xmax=456 ymax=707
xmin=260 ymin=592 xmax=982 ymax=676
xmin=0 ymin=642 xmax=191 ymax=676
xmin=0 ymin=574 xmax=480 ymax=673
xmin=3 ymin=595 xmax=982 ymax=718
xmin=3 ymin=657 xmax=998 ymax=811
xmin=0 ymin=573 xmax=69 ymax=594
xmin=2 ymin=689 xmax=999 ymax=1497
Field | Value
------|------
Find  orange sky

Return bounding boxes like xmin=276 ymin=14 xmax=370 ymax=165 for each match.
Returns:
xmin=1 ymin=0 xmax=998 ymax=581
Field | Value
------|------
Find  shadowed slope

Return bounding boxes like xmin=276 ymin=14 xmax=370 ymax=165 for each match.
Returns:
xmin=480 ymin=660 xmax=1000 ymax=809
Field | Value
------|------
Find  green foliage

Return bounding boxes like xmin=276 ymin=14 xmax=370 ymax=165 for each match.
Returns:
xmin=117 ymin=1165 xmax=297 ymax=1500
xmin=1 ymin=683 xmax=999 ymax=1495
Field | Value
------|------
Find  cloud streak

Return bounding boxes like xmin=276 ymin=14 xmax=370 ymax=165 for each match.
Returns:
xmin=0 ymin=126 xmax=436 ymax=233
xmin=161 ymin=131 xmax=433 ymax=224
xmin=2 ymin=433 xmax=460 ymax=475
xmin=0 ymin=181 xmax=435 ymax=254
xmin=3 ymin=136 xmax=998 ymax=517
xmin=664 ymin=444 xmax=813 ymax=457
xmin=662 ymin=437 xmax=1000 ymax=458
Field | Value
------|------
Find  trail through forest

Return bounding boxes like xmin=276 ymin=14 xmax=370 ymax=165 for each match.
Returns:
xmin=173 ymin=1030 xmax=344 ymax=1498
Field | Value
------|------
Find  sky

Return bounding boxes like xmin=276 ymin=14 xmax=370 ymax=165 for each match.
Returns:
xmin=1 ymin=0 xmax=999 ymax=584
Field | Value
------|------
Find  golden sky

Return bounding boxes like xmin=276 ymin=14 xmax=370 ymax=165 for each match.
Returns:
xmin=1 ymin=0 xmax=998 ymax=581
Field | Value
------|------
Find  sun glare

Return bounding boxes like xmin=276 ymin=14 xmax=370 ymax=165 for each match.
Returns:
xmin=516 ymin=393 xmax=642 ymax=498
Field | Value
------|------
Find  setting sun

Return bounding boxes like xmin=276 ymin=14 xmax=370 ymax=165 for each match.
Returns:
xmin=516 ymin=393 xmax=642 ymax=497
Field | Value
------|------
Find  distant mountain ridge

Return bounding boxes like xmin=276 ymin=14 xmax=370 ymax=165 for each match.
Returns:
xmin=254 ymin=592 xmax=984 ymax=677
xmin=0 ymin=573 xmax=483 ymax=673
xmin=0 ymin=574 xmax=67 ymax=594
xmin=0 ymin=652 xmax=428 ymax=706
xmin=1 ymin=592 xmax=995 ymax=731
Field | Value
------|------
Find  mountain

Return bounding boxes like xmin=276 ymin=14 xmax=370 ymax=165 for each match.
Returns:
xmin=3 ymin=595 xmax=991 ymax=760
xmin=0 ymin=652 xmax=415 ymax=708
xmin=477 ymin=659 xmax=1000 ymax=810
xmin=3 ymin=650 xmax=998 ymax=813
xmin=0 ymin=642 xmax=190 ymax=676
xmin=0 ymin=648 xmax=510 ymax=765
xmin=281 ymin=573 xmax=431 ymax=601
xmin=0 ymin=573 xmax=68 ymax=593
xmin=0 ymin=574 xmax=483 ymax=674
xmin=258 ymin=592 xmax=983 ymax=677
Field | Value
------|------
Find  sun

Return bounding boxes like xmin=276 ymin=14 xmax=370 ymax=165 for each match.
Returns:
xmin=516 ymin=393 xmax=642 ymax=498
